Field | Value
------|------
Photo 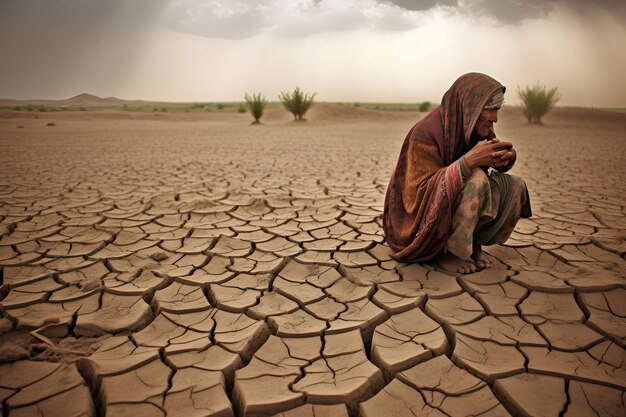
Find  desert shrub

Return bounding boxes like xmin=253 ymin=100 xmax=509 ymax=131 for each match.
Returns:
xmin=13 ymin=106 xmax=21 ymax=111
xmin=237 ymin=104 xmax=246 ymax=113
xmin=38 ymin=106 xmax=47 ymax=112
xmin=418 ymin=101 xmax=431 ymax=112
xmin=191 ymin=103 xmax=205 ymax=110
xmin=279 ymin=87 xmax=316 ymax=120
xmin=245 ymin=93 xmax=267 ymax=123
xmin=353 ymin=102 xmax=360 ymax=108
xmin=518 ymin=84 xmax=560 ymax=124
xmin=216 ymin=103 xmax=224 ymax=110
xmin=46 ymin=122 xmax=56 ymax=126
xmin=79 ymin=107 xmax=86 ymax=111
xmin=161 ymin=107 xmax=167 ymax=112
xmin=17 ymin=125 xmax=24 ymax=128
xmin=26 ymin=105 xmax=33 ymax=111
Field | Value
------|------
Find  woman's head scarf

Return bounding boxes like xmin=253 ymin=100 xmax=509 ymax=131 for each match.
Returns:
xmin=439 ymin=73 xmax=506 ymax=164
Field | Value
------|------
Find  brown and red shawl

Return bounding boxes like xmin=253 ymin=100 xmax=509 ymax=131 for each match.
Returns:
xmin=383 ymin=73 xmax=505 ymax=262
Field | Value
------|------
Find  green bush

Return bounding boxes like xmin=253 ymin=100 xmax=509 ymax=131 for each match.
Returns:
xmin=353 ymin=102 xmax=360 ymax=108
xmin=38 ymin=106 xmax=47 ymax=112
xmin=279 ymin=87 xmax=316 ymax=120
xmin=237 ymin=104 xmax=246 ymax=113
xmin=418 ymin=101 xmax=431 ymax=112
xmin=244 ymin=93 xmax=267 ymax=124
xmin=216 ymin=103 xmax=224 ymax=110
xmin=518 ymin=84 xmax=560 ymax=124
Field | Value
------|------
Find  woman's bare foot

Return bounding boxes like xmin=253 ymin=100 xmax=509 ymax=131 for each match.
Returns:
xmin=437 ymin=252 xmax=477 ymax=274
xmin=472 ymin=244 xmax=496 ymax=269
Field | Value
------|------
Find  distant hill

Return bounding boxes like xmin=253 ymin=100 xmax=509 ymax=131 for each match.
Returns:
xmin=61 ymin=93 xmax=126 ymax=106
xmin=0 ymin=93 xmax=168 ymax=108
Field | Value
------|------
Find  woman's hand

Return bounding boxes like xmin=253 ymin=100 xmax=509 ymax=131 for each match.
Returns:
xmin=465 ymin=139 xmax=514 ymax=170
xmin=490 ymin=137 xmax=516 ymax=169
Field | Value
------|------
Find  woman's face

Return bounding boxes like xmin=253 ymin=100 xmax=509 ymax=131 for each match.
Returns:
xmin=473 ymin=107 xmax=499 ymax=138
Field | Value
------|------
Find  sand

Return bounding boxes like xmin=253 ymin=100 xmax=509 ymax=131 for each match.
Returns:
xmin=0 ymin=104 xmax=625 ymax=417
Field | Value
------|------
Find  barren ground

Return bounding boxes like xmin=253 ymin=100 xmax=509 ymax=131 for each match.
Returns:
xmin=0 ymin=104 xmax=625 ymax=417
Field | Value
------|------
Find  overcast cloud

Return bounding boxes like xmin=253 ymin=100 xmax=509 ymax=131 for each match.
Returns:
xmin=159 ymin=0 xmax=626 ymax=40
xmin=160 ymin=0 xmax=429 ymax=39
xmin=0 ymin=0 xmax=624 ymax=106
xmin=387 ymin=0 xmax=626 ymax=25
xmin=1 ymin=0 xmax=623 ymax=42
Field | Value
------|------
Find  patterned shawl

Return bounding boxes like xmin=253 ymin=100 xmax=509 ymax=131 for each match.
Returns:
xmin=383 ymin=73 xmax=505 ymax=262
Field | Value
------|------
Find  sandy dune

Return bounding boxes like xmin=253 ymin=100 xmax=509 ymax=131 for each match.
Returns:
xmin=0 ymin=104 xmax=625 ymax=417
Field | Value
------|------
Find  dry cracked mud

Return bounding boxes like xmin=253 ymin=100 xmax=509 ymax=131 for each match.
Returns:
xmin=0 ymin=106 xmax=625 ymax=416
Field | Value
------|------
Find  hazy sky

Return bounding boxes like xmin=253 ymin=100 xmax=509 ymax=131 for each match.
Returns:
xmin=1 ymin=0 xmax=625 ymax=106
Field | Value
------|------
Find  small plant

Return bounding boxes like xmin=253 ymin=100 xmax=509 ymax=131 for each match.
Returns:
xmin=17 ymin=125 xmax=24 ymax=128
xmin=237 ymin=104 xmax=246 ymax=113
xmin=46 ymin=122 xmax=56 ymax=126
xmin=279 ymin=87 xmax=316 ymax=120
xmin=216 ymin=103 xmax=224 ymax=110
xmin=161 ymin=107 xmax=167 ymax=112
xmin=353 ymin=102 xmax=360 ymax=108
xmin=26 ymin=105 xmax=33 ymax=111
xmin=244 ymin=93 xmax=267 ymax=124
xmin=518 ymin=84 xmax=560 ymax=124
xmin=38 ymin=106 xmax=47 ymax=112
xmin=153 ymin=108 xmax=158 ymax=112
xmin=13 ymin=106 xmax=21 ymax=111
xmin=418 ymin=101 xmax=431 ymax=112
xmin=190 ymin=103 xmax=205 ymax=110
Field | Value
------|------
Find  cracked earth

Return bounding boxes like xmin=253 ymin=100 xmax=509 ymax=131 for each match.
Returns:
xmin=0 ymin=106 xmax=624 ymax=417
